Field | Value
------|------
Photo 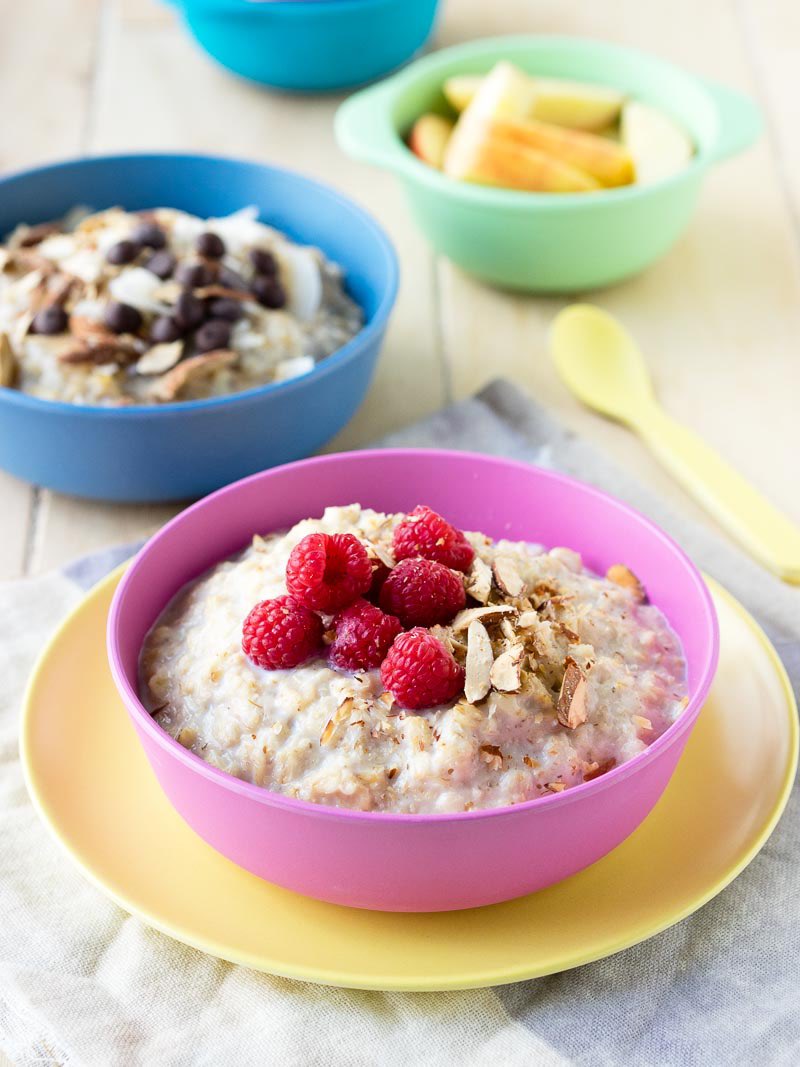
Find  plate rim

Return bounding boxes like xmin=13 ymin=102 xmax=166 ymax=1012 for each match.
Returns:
xmin=19 ymin=567 xmax=799 ymax=991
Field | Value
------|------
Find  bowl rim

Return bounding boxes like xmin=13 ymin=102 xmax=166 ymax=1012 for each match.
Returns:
xmin=339 ymin=33 xmax=751 ymax=210
xmin=107 ymin=447 xmax=720 ymax=824
xmin=0 ymin=151 xmax=399 ymax=418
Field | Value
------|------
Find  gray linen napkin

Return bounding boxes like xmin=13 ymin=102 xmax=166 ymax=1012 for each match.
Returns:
xmin=3 ymin=380 xmax=798 ymax=1066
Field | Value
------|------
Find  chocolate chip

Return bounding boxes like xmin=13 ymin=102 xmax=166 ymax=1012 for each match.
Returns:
xmin=106 ymin=240 xmax=140 ymax=266
xmin=150 ymin=315 xmax=183 ymax=344
xmin=174 ymin=290 xmax=206 ymax=330
xmin=217 ymin=266 xmax=249 ymax=292
xmin=144 ymin=251 xmax=176 ymax=280
xmin=175 ymin=261 xmax=213 ymax=288
xmin=31 ymin=305 xmax=68 ymax=335
xmin=104 ymin=301 xmax=142 ymax=335
xmin=249 ymin=248 xmax=277 ymax=276
xmin=195 ymin=232 xmax=225 ymax=259
xmin=131 ymin=221 xmax=167 ymax=249
xmin=252 ymin=275 xmax=286 ymax=309
xmin=194 ymin=319 xmax=232 ymax=353
xmin=207 ymin=297 xmax=243 ymax=322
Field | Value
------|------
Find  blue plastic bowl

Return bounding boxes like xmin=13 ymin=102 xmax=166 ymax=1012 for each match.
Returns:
xmin=168 ymin=0 xmax=441 ymax=92
xmin=0 ymin=153 xmax=398 ymax=502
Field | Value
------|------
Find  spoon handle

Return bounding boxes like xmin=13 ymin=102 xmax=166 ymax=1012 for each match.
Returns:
xmin=637 ymin=407 xmax=800 ymax=583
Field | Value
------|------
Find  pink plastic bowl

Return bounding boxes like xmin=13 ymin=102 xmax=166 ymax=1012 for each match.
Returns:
xmin=107 ymin=449 xmax=719 ymax=912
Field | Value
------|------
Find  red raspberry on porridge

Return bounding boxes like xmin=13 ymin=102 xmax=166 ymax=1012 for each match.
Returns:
xmin=140 ymin=503 xmax=688 ymax=814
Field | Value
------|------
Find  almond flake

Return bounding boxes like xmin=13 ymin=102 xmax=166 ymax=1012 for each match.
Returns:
xmin=194 ymin=284 xmax=251 ymax=301
xmin=136 ymin=341 xmax=184 ymax=375
xmin=546 ymin=782 xmax=566 ymax=793
xmin=148 ymin=348 xmax=237 ymax=401
xmin=479 ymin=743 xmax=503 ymax=770
xmin=367 ymin=541 xmax=395 ymax=569
xmin=465 ymin=620 xmax=493 ymax=703
xmin=490 ymin=643 xmax=525 ymax=692
xmin=0 ymin=332 xmax=17 ymax=388
xmin=58 ymin=339 xmax=139 ymax=366
xmin=583 ymin=757 xmax=616 ymax=782
xmin=517 ymin=610 xmax=539 ymax=629
xmin=451 ymin=604 xmax=517 ymax=633
xmin=556 ymin=658 xmax=588 ymax=729
xmin=606 ymin=564 xmax=647 ymax=602
xmin=492 ymin=557 xmax=526 ymax=598
xmin=633 ymin=714 xmax=653 ymax=731
xmin=465 ymin=556 xmax=493 ymax=603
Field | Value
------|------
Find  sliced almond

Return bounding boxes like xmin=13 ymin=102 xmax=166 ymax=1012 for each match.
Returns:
xmin=69 ymin=315 xmax=116 ymax=344
xmin=194 ymin=284 xmax=252 ymax=301
xmin=465 ymin=555 xmax=493 ymax=603
xmin=490 ymin=642 xmax=525 ymax=692
xmin=583 ymin=757 xmax=616 ymax=782
xmin=148 ymin=348 xmax=236 ymax=402
xmin=58 ymin=339 xmax=138 ymax=365
xmin=465 ymin=620 xmax=493 ymax=704
xmin=17 ymin=221 xmax=62 ymax=248
xmin=517 ymin=610 xmax=539 ymax=629
xmin=366 ymin=540 xmax=395 ymax=569
xmin=451 ymin=604 xmax=517 ymax=633
xmin=479 ymin=743 xmax=503 ymax=770
xmin=136 ymin=341 xmax=184 ymax=375
xmin=0 ymin=332 xmax=17 ymax=387
xmin=492 ymin=556 xmax=526 ymax=597
xmin=556 ymin=657 xmax=588 ymax=729
xmin=606 ymin=563 xmax=647 ymax=602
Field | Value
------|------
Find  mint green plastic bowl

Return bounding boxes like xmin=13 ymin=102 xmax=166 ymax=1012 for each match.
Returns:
xmin=335 ymin=36 xmax=761 ymax=292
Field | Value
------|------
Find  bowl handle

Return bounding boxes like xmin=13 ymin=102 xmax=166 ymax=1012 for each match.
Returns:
xmin=335 ymin=84 xmax=404 ymax=171
xmin=702 ymin=78 xmax=762 ymax=163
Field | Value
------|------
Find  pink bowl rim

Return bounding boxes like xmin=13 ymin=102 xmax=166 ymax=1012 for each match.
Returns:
xmin=107 ymin=448 xmax=720 ymax=825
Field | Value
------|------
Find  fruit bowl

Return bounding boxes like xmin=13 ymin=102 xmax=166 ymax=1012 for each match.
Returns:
xmin=336 ymin=35 xmax=761 ymax=291
xmin=107 ymin=449 xmax=719 ymax=911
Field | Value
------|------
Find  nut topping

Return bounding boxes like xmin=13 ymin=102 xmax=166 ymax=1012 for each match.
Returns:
xmin=490 ymin=643 xmax=525 ymax=692
xmin=148 ymin=348 xmax=236 ymax=402
xmin=492 ymin=557 xmax=526 ymax=598
xmin=464 ymin=620 xmax=493 ymax=704
xmin=0 ymin=332 xmax=17 ymax=387
xmin=606 ymin=564 xmax=647 ymax=602
xmin=136 ymin=340 xmax=184 ymax=375
xmin=451 ymin=604 xmax=517 ymax=633
xmin=465 ymin=555 xmax=493 ymax=603
xmin=556 ymin=657 xmax=588 ymax=729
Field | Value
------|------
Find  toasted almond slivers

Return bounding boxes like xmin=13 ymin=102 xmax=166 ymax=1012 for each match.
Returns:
xmin=451 ymin=604 xmax=517 ymax=633
xmin=148 ymin=348 xmax=236 ymax=401
xmin=606 ymin=563 xmax=647 ymax=602
xmin=633 ymin=714 xmax=653 ymax=730
xmin=490 ymin=642 xmax=525 ymax=692
xmin=492 ymin=556 xmax=526 ymax=598
xmin=0 ymin=332 xmax=17 ymax=388
xmin=556 ymin=658 xmax=588 ymax=729
xmin=547 ymin=782 xmax=566 ymax=793
xmin=465 ymin=620 xmax=493 ymax=704
xmin=465 ymin=555 xmax=493 ymax=604
xmin=136 ymin=340 xmax=184 ymax=375
xmin=194 ymin=284 xmax=252 ymax=301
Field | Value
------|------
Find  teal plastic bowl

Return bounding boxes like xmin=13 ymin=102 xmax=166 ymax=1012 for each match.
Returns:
xmin=168 ymin=0 xmax=440 ymax=93
xmin=336 ymin=36 xmax=761 ymax=291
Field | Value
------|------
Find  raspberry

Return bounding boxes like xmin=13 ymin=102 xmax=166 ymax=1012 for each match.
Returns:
xmin=329 ymin=599 xmax=403 ymax=672
xmin=286 ymin=532 xmax=372 ymax=613
xmin=379 ymin=557 xmax=466 ymax=628
xmin=381 ymin=628 xmax=465 ymax=711
xmin=393 ymin=505 xmax=474 ymax=572
xmin=242 ymin=595 xmax=324 ymax=670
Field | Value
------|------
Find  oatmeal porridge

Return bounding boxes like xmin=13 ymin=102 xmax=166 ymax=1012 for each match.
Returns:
xmin=0 ymin=206 xmax=362 ymax=405
xmin=139 ymin=504 xmax=688 ymax=814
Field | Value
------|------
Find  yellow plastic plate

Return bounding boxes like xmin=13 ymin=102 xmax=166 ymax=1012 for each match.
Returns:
xmin=21 ymin=568 xmax=797 ymax=991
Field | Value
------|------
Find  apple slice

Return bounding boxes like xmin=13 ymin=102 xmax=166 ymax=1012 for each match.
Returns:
xmin=443 ymin=74 xmax=482 ymax=113
xmin=408 ymin=113 xmax=455 ymax=170
xmin=488 ymin=115 xmax=635 ymax=187
xmin=443 ymin=63 xmax=625 ymax=130
xmin=444 ymin=117 xmax=599 ymax=193
xmin=621 ymin=101 xmax=693 ymax=184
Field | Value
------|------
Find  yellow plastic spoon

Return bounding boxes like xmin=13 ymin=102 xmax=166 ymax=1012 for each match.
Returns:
xmin=550 ymin=303 xmax=800 ymax=584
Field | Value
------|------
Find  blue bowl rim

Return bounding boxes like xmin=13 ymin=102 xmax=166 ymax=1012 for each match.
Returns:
xmin=0 ymin=151 xmax=399 ymax=419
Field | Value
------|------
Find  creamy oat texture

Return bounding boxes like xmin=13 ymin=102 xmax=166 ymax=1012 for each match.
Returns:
xmin=140 ymin=505 xmax=688 ymax=814
xmin=0 ymin=206 xmax=362 ymax=404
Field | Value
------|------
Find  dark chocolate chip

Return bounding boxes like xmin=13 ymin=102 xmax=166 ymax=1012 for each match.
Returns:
xmin=131 ymin=221 xmax=166 ymax=249
xmin=252 ymin=275 xmax=286 ymax=309
xmin=175 ymin=260 xmax=213 ymax=288
xmin=207 ymin=297 xmax=243 ymax=322
xmin=174 ymin=290 xmax=206 ymax=330
xmin=249 ymin=248 xmax=277 ymax=276
xmin=31 ymin=305 xmax=68 ymax=335
xmin=143 ymin=251 xmax=176 ymax=280
xmin=104 ymin=301 xmax=142 ymax=335
xmin=106 ymin=240 xmax=140 ymax=266
xmin=194 ymin=319 xmax=232 ymax=353
xmin=217 ymin=266 xmax=249 ymax=293
xmin=150 ymin=315 xmax=183 ymax=344
xmin=195 ymin=232 xmax=226 ymax=259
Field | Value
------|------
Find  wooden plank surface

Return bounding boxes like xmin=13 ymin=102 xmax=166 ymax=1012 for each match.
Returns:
xmin=1 ymin=0 xmax=798 ymax=579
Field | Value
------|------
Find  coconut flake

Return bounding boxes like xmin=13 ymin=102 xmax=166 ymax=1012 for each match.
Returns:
xmin=274 ymin=356 xmax=315 ymax=382
xmin=109 ymin=267 xmax=174 ymax=314
xmin=280 ymin=244 xmax=322 ymax=321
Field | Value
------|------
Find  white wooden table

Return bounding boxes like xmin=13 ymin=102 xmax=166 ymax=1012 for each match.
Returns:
xmin=1 ymin=0 xmax=798 ymax=581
